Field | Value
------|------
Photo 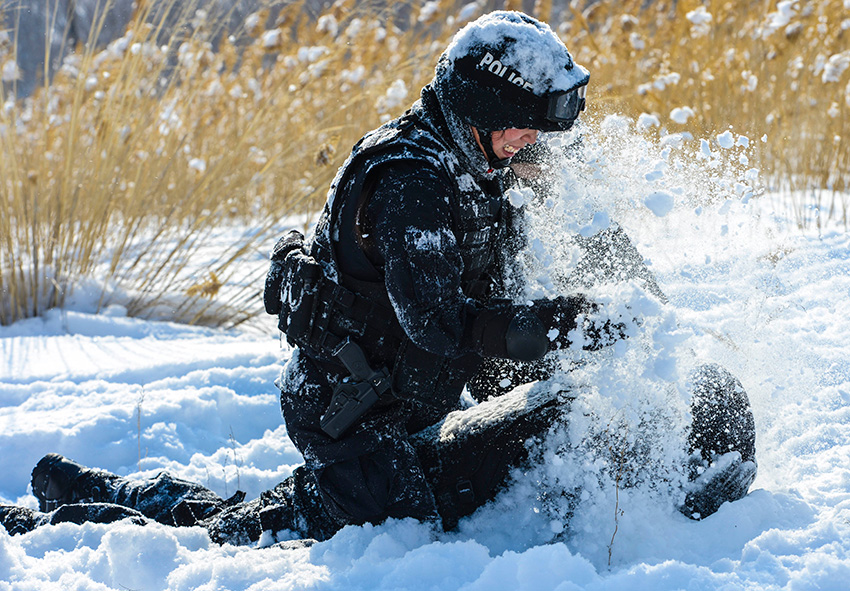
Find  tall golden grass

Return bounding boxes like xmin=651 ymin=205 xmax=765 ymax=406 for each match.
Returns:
xmin=1 ymin=0 xmax=847 ymax=326
xmin=0 ymin=0 xmax=445 ymax=326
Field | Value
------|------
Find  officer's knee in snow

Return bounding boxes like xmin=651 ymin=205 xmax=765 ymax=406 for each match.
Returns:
xmin=688 ymin=363 xmax=757 ymax=465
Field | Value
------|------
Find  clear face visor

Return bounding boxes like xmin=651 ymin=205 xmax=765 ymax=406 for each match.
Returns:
xmin=545 ymin=84 xmax=588 ymax=123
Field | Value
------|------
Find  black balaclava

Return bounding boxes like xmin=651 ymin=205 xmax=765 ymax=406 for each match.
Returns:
xmin=423 ymin=83 xmax=502 ymax=182
xmin=477 ymin=130 xmax=512 ymax=170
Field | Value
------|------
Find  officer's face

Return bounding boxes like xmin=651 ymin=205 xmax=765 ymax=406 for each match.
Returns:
xmin=490 ymin=128 xmax=539 ymax=159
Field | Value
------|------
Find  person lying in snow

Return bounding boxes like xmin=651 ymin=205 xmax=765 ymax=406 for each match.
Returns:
xmin=1 ymin=10 xmax=757 ymax=545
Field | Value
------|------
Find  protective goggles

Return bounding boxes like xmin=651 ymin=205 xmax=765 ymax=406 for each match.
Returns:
xmin=545 ymin=84 xmax=588 ymax=123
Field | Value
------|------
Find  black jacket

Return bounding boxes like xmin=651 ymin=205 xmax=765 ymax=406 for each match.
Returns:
xmin=306 ymin=85 xmax=520 ymax=412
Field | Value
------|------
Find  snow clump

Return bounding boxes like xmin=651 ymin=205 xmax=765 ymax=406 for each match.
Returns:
xmin=686 ymin=6 xmax=712 ymax=37
xmin=508 ymin=187 xmax=534 ymax=208
xmin=645 ymin=191 xmax=675 ymax=217
xmin=419 ymin=2 xmax=440 ymax=23
xmin=317 ymin=14 xmax=339 ymax=37
xmin=188 ymin=158 xmax=206 ymax=174
xmin=716 ymin=131 xmax=735 ymax=149
xmin=822 ymin=51 xmax=850 ymax=83
xmin=377 ymin=79 xmax=408 ymax=116
xmin=261 ymin=29 xmax=282 ymax=49
xmin=2 ymin=59 xmax=20 ymax=81
xmin=637 ymin=113 xmax=660 ymax=130
xmin=456 ymin=2 xmax=482 ymax=24
xmin=629 ymin=33 xmax=645 ymax=51
xmin=670 ymin=106 xmax=695 ymax=124
xmin=761 ymin=1 xmax=798 ymax=38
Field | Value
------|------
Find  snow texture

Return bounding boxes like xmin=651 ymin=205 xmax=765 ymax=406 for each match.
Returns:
xmin=3 ymin=116 xmax=850 ymax=590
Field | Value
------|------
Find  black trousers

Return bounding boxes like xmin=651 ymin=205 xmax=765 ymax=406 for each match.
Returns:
xmin=276 ymin=343 xmax=574 ymax=536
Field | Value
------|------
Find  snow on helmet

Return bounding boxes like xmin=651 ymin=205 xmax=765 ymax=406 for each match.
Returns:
xmin=434 ymin=11 xmax=589 ymax=133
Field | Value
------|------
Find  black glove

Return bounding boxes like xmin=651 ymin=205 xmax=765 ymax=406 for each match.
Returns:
xmin=532 ymin=295 xmax=627 ymax=352
xmin=467 ymin=300 xmax=549 ymax=362
xmin=468 ymin=296 xmax=591 ymax=362
xmin=468 ymin=295 xmax=627 ymax=362
xmin=531 ymin=295 xmax=593 ymax=349
xmin=263 ymin=230 xmax=306 ymax=315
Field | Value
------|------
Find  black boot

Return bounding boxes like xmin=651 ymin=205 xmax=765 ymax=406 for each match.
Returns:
xmin=30 ymin=453 xmax=121 ymax=512
xmin=31 ymin=454 xmax=89 ymax=512
xmin=688 ymin=364 xmax=756 ymax=464
xmin=204 ymin=466 xmax=339 ymax=546
xmin=30 ymin=455 xmax=239 ymax=530
xmin=680 ymin=451 xmax=757 ymax=519
xmin=0 ymin=503 xmax=148 ymax=536
xmin=680 ymin=364 xmax=758 ymax=519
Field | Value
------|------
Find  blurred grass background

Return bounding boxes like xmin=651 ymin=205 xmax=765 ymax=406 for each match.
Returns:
xmin=1 ymin=0 xmax=848 ymax=326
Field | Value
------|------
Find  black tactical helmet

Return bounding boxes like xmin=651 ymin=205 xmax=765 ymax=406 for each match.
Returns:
xmin=434 ymin=11 xmax=589 ymax=133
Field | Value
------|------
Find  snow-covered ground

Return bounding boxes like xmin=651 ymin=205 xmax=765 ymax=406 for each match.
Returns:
xmin=2 ymin=121 xmax=850 ymax=590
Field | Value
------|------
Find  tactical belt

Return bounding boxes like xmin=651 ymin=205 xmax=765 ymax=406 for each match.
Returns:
xmin=307 ymin=279 xmax=404 ymax=359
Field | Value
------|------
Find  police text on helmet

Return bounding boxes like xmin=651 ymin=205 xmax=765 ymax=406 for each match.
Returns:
xmin=477 ymin=53 xmax=534 ymax=91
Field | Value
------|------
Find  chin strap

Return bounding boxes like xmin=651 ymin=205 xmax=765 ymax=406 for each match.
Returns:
xmin=478 ymin=129 xmax=512 ymax=170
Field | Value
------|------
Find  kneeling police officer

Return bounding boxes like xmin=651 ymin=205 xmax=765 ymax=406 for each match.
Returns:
xmin=1 ymin=10 xmax=757 ymax=545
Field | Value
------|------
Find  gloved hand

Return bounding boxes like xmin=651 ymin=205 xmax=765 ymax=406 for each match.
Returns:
xmin=468 ymin=295 xmax=611 ymax=362
xmin=468 ymin=295 xmax=629 ymax=362
xmin=531 ymin=295 xmax=593 ymax=348
xmin=533 ymin=295 xmax=628 ymax=352
xmin=466 ymin=300 xmax=548 ymax=362
xmin=263 ymin=230 xmax=306 ymax=315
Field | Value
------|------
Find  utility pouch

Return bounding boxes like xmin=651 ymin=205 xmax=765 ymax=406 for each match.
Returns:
xmin=264 ymin=230 xmax=308 ymax=316
xmin=280 ymin=250 xmax=324 ymax=343
xmin=264 ymin=229 xmax=325 ymax=345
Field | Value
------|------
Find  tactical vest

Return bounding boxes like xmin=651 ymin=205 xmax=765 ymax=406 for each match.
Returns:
xmin=314 ymin=105 xmax=507 ymax=293
xmin=293 ymin=102 xmax=510 ymax=413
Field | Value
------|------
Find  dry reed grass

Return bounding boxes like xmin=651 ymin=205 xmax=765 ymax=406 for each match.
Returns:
xmin=0 ymin=0 xmax=450 ymax=326
xmin=1 ymin=0 xmax=848 ymax=326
